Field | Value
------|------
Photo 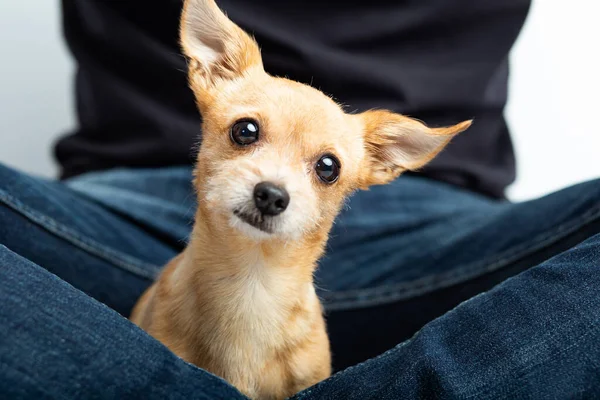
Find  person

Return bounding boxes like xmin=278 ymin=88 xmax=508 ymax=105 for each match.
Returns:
xmin=1 ymin=0 xmax=599 ymax=398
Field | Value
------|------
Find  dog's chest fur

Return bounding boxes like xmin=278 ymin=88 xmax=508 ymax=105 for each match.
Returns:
xmin=149 ymin=248 xmax=327 ymax=399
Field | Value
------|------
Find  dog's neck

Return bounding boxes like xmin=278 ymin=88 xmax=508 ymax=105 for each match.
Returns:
xmin=170 ymin=205 xmax=329 ymax=336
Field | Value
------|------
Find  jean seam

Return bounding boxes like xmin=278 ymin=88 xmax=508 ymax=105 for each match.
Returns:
xmin=322 ymin=204 xmax=600 ymax=311
xmin=0 ymin=190 xmax=160 ymax=280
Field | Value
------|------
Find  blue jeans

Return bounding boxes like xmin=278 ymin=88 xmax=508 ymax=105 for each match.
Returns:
xmin=1 ymin=163 xmax=599 ymax=399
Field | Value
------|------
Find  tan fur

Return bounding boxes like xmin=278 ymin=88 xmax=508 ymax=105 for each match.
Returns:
xmin=130 ymin=1 xmax=471 ymax=398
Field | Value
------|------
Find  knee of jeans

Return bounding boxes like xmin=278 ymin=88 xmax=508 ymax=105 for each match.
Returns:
xmin=0 ymin=163 xmax=50 ymax=243
xmin=541 ymin=179 xmax=600 ymax=214
xmin=0 ymin=162 xmax=14 ymax=184
xmin=0 ymin=203 xmax=23 ymax=250
xmin=577 ymin=178 xmax=600 ymax=198
xmin=0 ymin=162 xmax=32 ymax=192
xmin=0 ymin=192 xmax=25 ymax=246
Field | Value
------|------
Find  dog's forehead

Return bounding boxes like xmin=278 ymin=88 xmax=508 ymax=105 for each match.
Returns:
xmin=209 ymin=73 xmax=366 ymax=176
xmin=220 ymin=75 xmax=361 ymax=147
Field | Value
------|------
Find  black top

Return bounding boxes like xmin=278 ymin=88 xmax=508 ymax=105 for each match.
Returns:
xmin=57 ymin=0 xmax=531 ymax=198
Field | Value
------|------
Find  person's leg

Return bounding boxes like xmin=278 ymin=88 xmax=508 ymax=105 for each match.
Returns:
xmin=295 ymin=232 xmax=600 ymax=399
xmin=0 ymin=245 xmax=245 ymax=400
xmin=3 ymin=160 xmax=599 ymax=397
xmin=0 ymin=163 xmax=195 ymax=316
xmin=319 ymin=176 xmax=600 ymax=370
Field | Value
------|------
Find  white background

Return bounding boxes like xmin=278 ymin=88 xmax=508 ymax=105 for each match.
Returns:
xmin=0 ymin=1 xmax=598 ymax=201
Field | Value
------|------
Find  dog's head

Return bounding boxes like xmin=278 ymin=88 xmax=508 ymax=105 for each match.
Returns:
xmin=181 ymin=0 xmax=471 ymax=241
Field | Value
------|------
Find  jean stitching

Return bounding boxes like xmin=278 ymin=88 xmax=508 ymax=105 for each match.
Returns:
xmin=0 ymin=190 xmax=160 ymax=280
xmin=322 ymin=205 xmax=600 ymax=311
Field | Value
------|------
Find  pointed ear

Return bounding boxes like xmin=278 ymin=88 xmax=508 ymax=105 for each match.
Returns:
xmin=180 ymin=0 xmax=262 ymax=87
xmin=358 ymin=110 xmax=471 ymax=188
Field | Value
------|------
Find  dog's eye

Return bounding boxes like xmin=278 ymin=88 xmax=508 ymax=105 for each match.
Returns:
xmin=315 ymin=154 xmax=340 ymax=184
xmin=230 ymin=119 xmax=259 ymax=146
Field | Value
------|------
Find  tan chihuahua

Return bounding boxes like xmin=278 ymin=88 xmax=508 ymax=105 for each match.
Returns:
xmin=130 ymin=0 xmax=471 ymax=398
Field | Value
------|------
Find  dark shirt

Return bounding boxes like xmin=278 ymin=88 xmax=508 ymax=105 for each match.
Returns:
xmin=57 ymin=0 xmax=531 ymax=198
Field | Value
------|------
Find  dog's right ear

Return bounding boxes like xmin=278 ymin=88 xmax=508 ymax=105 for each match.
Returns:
xmin=180 ymin=0 xmax=263 ymax=89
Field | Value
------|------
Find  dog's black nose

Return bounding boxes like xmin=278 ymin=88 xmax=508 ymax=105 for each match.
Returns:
xmin=253 ymin=182 xmax=290 ymax=216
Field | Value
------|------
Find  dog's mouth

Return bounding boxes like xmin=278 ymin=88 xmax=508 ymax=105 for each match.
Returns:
xmin=233 ymin=210 xmax=274 ymax=234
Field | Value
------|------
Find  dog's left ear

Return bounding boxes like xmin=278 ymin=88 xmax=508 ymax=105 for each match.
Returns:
xmin=358 ymin=110 xmax=471 ymax=188
xmin=180 ymin=0 xmax=262 ymax=89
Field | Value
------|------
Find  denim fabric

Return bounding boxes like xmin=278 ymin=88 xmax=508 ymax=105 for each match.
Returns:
xmin=1 ymin=162 xmax=599 ymax=399
xmin=292 ymin=233 xmax=600 ymax=399
xmin=0 ymin=245 xmax=245 ymax=400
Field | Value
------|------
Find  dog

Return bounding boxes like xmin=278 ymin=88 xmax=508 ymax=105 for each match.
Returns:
xmin=130 ymin=0 xmax=471 ymax=398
